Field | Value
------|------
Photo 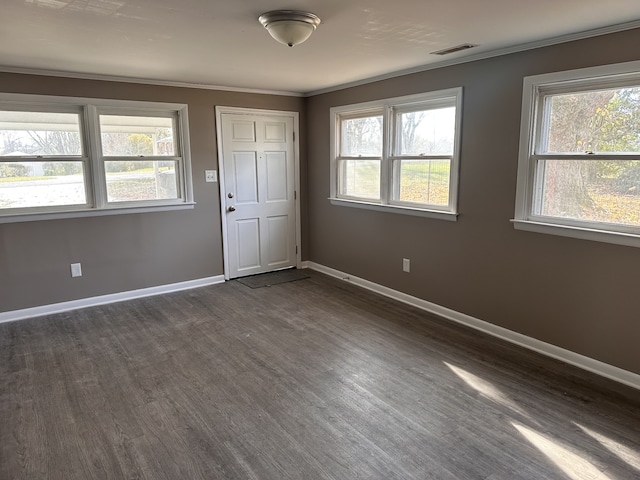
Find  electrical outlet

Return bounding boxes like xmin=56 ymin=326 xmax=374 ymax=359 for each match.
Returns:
xmin=402 ymin=258 xmax=410 ymax=273
xmin=70 ymin=263 xmax=82 ymax=278
xmin=205 ymin=170 xmax=217 ymax=183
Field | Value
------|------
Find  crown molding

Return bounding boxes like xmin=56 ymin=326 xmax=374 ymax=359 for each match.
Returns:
xmin=0 ymin=66 xmax=303 ymax=97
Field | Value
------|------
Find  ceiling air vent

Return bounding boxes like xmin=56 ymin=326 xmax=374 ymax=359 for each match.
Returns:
xmin=430 ymin=44 xmax=478 ymax=56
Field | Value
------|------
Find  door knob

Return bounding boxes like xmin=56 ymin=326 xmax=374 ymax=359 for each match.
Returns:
xmin=227 ymin=206 xmax=236 ymax=212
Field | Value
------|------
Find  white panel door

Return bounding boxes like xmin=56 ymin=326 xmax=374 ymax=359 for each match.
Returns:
xmin=220 ymin=113 xmax=296 ymax=279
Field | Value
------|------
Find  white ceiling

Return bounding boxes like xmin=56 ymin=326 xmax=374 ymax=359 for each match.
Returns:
xmin=2 ymin=0 xmax=640 ymax=95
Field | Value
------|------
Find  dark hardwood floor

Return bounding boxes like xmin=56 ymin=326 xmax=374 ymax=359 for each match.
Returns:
xmin=1 ymin=271 xmax=639 ymax=479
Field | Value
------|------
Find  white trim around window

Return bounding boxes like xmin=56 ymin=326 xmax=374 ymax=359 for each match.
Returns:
xmin=329 ymin=88 xmax=463 ymax=220
xmin=514 ymin=60 xmax=640 ymax=248
xmin=0 ymin=93 xmax=194 ymax=224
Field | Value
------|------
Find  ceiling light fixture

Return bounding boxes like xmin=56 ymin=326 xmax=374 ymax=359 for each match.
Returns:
xmin=258 ymin=10 xmax=321 ymax=47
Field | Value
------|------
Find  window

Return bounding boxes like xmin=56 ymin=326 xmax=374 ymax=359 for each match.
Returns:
xmin=0 ymin=94 xmax=193 ymax=222
xmin=0 ymin=109 xmax=88 ymax=210
xmin=98 ymin=113 xmax=181 ymax=203
xmin=330 ymin=88 xmax=463 ymax=220
xmin=514 ymin=62 xmax=640 ymax=247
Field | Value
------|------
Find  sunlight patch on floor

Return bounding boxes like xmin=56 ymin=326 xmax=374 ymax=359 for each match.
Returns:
xmin=512 ymin=423 xmax=611 ymax=480
xmin=575 ymin=423 xmax=640 ymax=472
xmin=444 ymin=362 xmax=528 ymax=417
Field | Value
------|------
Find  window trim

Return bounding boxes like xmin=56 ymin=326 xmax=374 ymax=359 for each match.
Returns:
xmin=0 ymin=93 xmax=194 ymax=224
xmin=329 ymin=88 xmax=463 ymax=220
xmin=514 ymin=60 xmax=640 ymax=248
xmin=95 ymin=107 xmax=186 ymax=208
xmin=334 ymin=106 xmax=386 ymax=203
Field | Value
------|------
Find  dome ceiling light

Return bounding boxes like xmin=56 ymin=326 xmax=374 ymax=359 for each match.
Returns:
xmin=258 ymin=10 xmax=321 ymax=47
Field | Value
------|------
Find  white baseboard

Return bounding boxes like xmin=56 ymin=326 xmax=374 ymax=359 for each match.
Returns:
xmin=307 ymin=262 xmax=640 ymax=391
xmin=300 ymin=260 xmax=310 ymax=269
xmin=0 ymin=275 xmax=226 ymax=324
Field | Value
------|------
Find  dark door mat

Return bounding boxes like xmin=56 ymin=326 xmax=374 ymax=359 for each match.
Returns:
xmin=236 ymin=269 xmax=310 ymax=288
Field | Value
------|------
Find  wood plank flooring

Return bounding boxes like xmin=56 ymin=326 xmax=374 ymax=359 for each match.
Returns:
xmin=1 ymin=271 xmax=639 ymax=479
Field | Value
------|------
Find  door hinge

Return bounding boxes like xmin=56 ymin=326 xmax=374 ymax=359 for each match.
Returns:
xmin=296 ymin=246 xmax=298 ymax=254
xmin=294 ymin=190 xmax=297 ymax=200
xmin=293 ymin=131 xmax=296 ymax=142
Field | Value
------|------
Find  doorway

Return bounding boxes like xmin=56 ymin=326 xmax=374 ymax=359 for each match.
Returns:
xmin=216 ymin=107 xmax=301 ymax=280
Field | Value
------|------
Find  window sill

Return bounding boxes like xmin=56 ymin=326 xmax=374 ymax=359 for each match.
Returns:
xmin=329 ymin=197 xmax=458 ymax=221
xmin=511 ymin=219 xmax=640 ymax=248
xmin=0 ymin=202 xmax=197 ymax=224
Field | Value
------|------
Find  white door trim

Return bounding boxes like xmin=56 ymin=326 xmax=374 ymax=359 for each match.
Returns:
xmin=215 ymin=106 xmax=302 ymax=280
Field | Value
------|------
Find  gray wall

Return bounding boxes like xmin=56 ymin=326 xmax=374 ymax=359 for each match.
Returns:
xmin=0 ymin=73 xmax=307 ymax=311
xmin=306 ymin=29 xmax=640 ymax=375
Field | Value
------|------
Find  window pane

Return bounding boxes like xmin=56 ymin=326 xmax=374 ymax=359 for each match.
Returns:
xmin=340 ymin=115 xmax=383 ymax=157
xmin=105 ymin=160 xmax=178 ymax=202
xmin=0 ymin=111 xmax=82 ymax=156
xmin=339 ymin=160 xmax=380 ymax=199
xmin=395 ymin=159 xmax=450 ymax=205
xmin=100 ymin=115 xmax=175 ymax=156
xmin=397 ymin=107 xmax=455 ymax=156
xmin=545 ymin=87 xmax=640 ymax=154
xmin=538 ymin=159 xmax=640 ymax=226
xmin=0 ymin=161 xmax=86 ymax=208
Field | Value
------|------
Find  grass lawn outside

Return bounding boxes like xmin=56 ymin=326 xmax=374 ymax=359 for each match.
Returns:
xmin=0 ymin=176 xmax=50 ymax=183
xmin=585 ymin=186 xmax=640 ymax=226
xmin=342 ymin=159 xmax=451 ymax=206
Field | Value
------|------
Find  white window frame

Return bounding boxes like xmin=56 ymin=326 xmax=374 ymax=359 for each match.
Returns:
xmin=0 ymin=93 xmax=194 ymax=224
xmin=513 ymin=60 xmax=640 ymax=248
xmin=330 ymin=88 xmax=463 ymax=221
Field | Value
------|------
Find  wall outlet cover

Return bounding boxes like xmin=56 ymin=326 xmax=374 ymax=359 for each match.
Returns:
xmin=402 ymin=258 xmax=410 ymax=272
xmin=70 ymin=263 xmax=82 ymax=278
xmin=205 ymin=170 xmax=217 ymax=183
